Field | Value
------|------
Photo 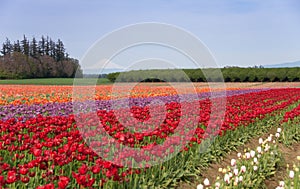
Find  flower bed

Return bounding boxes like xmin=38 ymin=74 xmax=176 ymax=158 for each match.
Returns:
xmin=1 ymin=87 xmax=300 ymax=188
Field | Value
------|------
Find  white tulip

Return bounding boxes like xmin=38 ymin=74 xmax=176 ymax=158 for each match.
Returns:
xmin=279 ymin=181 xmax=285 ymax=187
xmin=257 ymin=146 xmax=262 ymax=153
xmin=231 ymin=159 xmax=236 ymax=166
xmin=258 ymin=138 xmax=263 ymax=144
xmin=250 ymin=150 xmax=255 ymax=158
xmin=279 ymin=181 xmax=284 ymax=187
xmin=238 ymin=175 xmax=243 ymax=182
xmin=234 ymin=168 xmax=239 ymax=176
xmin=245 ymin=152 xmax=251 ymax=159
xmin=275 ymin=133 xmax=280 ymax=138
xmin=289 ymin=170 xmax=294 ymax=178
xmin=224 ymin=174 xmax=230 ymax=183
xmin=253 ymin=165 xmax=258 ymax=171
xmin=203 ymin=178 xmax=210 ymax=186
xmin=241 ymin=165 xmax=246 ymax=173
xmin=197 ymin=184 xmax=204 ymax=189
xmin=277 ymin=128 xmax=282 ymax=133
xmin=253 ymin=157 xmax=258 ymax=164
xmin=267 ymin=136 xmax=272 ymax=142
xmin=234 ymin=176 xmax=239 ymax=184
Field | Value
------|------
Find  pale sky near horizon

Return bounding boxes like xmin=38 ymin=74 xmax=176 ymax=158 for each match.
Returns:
xmin=1 ymin=0 xmax=300 ymax=72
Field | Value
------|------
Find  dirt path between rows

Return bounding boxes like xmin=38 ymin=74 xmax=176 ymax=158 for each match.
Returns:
xmin=265 ymin=142 xmax=300 ymax=188
xmin=179 ymin=127 xmax=300 ymax=189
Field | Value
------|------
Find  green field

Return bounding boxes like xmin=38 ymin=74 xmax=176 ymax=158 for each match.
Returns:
xmin=0 ymin=78 xmax=111 ymax=85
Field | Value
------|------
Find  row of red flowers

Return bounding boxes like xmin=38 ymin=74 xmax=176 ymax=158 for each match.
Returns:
xmin=283 ymin=101 xmax=300 ymax=122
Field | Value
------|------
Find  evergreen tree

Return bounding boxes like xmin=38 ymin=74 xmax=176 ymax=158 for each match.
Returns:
xmin=55 ymin=39 xmax=65 ymax=61
xmin=0 ymin=43 xmax=7 ymax=56
xmin=1 ymin=38 xmax=12 ymax=56
xmin=13 ymin=40 xmax=21 ymax=53
xmin=39 ymin=36 xmax=46 ymax=55
xmin=21 ymin=35 xmax=30 ymax=56
xmin=45 ymin=36 xmax=50 ymax=56
xmin=49 ymin=39 xmax=56 ymax=58
xmin=5 ymin=38 xmax=12 ymax=54
xmin=30 ymin=37 xmax=38 ymax=58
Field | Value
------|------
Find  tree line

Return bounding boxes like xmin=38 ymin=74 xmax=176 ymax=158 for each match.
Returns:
xmin=0 ymin=35 xmax=82 ymax=79
xmin=107 ymin=67 xmax=300 ymax=82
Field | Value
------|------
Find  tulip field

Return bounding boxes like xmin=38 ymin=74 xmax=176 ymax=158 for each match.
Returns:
xmin=1 ymin=82 xmax=300 ymax=188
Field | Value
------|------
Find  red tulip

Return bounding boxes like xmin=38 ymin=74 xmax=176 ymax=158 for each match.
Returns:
xmin=91 ymin=165 xmax=101 ymax=174
xmin=58 ymin=176 xmax=70 ymax=189
xmin=19 ymin=167 xmax=28 ymax=175
xmin=0 ymin=175 xmax=5 ymax=186
xmin=33 ymin=148 xmax=42 ymax=157
xmin=78 ymin=164 xmax=88 ymax=175
xmin=6 ymin=170 xmax=17 ymax=184
xmin=21 ymin=176 xmax=29 ymax=183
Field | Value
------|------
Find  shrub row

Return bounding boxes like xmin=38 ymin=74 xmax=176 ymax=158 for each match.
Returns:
xmin=107 ymin=67 xmax=300 ymax=82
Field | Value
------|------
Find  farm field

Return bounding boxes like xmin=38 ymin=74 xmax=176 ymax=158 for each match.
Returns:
xmin=1 ymin=83 xmax=300 ymax=188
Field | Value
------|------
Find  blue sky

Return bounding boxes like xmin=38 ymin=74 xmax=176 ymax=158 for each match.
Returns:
xmin=1 ymin=0 xmax=300 ymax=72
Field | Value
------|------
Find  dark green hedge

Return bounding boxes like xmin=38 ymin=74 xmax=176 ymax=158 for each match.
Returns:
xmin=106 ymin=67 xmax=300 ymax=82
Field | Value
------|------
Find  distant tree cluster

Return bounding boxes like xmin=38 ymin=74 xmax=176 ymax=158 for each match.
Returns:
xmin=107 ymin=67 xmax=300 ymax=82
xmin=0 ymin=35 xmax=82 ymax=79
xmin=220 ymin=67 xmax=299 ymax=82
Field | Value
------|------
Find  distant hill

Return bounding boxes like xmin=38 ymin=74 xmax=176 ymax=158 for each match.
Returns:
xmin=264 ymin=61 xmax=300 ymax=68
